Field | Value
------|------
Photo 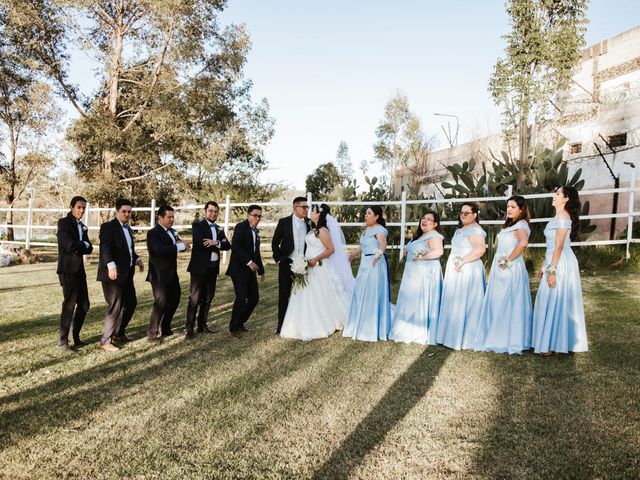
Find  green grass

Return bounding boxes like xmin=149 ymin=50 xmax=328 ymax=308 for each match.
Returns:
xmin=0 ymin=256 xmax=639 ymax=479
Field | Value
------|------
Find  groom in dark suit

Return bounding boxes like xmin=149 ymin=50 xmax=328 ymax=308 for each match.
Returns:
xmin=271 ymin=196 xmax=310 ymax=334
xmin=185 ymin=200 xmax=231 ymax=339
xmin=146 ymin=205 xmax=189 ymax=343
xmin=97 ymin=199 xmax=144 ymax=352
xmin=226 ymin=204 xmax=265 ymax=338
xmin=56 ymin=195 xmax=93 ymax=352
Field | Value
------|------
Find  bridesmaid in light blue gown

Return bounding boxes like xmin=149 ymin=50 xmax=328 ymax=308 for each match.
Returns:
xmin=474 ymin=196 xmax=532 ymax=354
xmin=389 ymin=211 xmax=444 ymax=345
xmin=533 ymin=186 xmax=588 ymax=354
xmin=437 ymin=202 xmax=487 ymax=350
xmin=343 ymin=205 xmax=391 ymax=342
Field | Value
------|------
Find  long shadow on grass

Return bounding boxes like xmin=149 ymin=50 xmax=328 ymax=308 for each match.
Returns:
xmin=471 ymin=333 xmax=640 ymax=476
xmin=0 ymin=325 xmax=300 ymax=449
xmin=312 ymin=347 xmax=450 ymax=480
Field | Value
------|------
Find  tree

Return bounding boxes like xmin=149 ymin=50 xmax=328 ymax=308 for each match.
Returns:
xmin=489 ymin=0 xmax=588 ymax=182
xmin=334 ymin=140 xmax=353 ymax=181
xmin=305 ymin=162 xmax=342 ymax=200
xmin=3 ymin=0 xmax=274 ymax=205
xmin=0 ymin=26 xmax=57 ymax=239
xmin=373 ymin=91 xmax=432 ymax=192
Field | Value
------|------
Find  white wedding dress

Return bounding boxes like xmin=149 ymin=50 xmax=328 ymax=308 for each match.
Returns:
xmin=280 ymin=231 xmax=350 ymax=340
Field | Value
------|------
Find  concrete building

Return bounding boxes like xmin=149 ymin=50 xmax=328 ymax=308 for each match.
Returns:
xmin=396 ymin=25 xmax=640 ymax=239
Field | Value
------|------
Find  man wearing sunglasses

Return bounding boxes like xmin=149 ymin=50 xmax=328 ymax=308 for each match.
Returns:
xmin=271 ymin=196 xmax=311 ymax=334
xmin=226 ymin=204 xmax=265 ymax=338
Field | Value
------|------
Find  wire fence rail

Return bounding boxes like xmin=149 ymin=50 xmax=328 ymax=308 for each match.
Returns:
xmin=1 ymin=171 xmax=639 ymax=261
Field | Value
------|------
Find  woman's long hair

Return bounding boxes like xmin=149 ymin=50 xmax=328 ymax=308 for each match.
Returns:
xmin=559 ymin=186 xmax=581 ymax=240
xmin=457 ymin=201 xmax=481 ymax=228
xmin=412 ymin=210 xmax=442 ymax=241
xmin=312 ymin=203 xmax=329 ymax=236
xmin=503 ymin=195 xmax=531 ymax=228
xmin=366 ymin=205 xmax=386 ymax=227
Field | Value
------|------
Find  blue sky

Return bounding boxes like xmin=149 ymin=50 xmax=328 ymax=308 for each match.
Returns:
xmin=61 ymin=1 xmax=639 ymax=191
xmin=218 ymin=0 xmax=639 ymax=190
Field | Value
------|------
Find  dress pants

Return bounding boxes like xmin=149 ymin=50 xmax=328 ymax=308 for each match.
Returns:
xmin=58 ymin=273 xmax=90 ymax=345
xmin=148 ymin=275 xmax=181 ymax=339
xmin=277 ymin=259 xmax=294 ymax=331
xmin=186 ymin=264 xmax=218 ymax=333
xmin=229 ymin=271 xmax=259 ymax=333
xmin=100 ymin=267 xmax=137 ymax=345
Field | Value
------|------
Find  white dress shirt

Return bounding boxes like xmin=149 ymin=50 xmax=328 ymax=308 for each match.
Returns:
xmin=161 ymin=225 xmax=186 ymax=252
xmin=108 ymin=221 xmax=134 ymax=269
xmin=207 ymin=222 xmax=219 ymax=262
xmin=76 ymin=220 xmax=89 ymax=249
xmin=290 ymin=215 xmax=307 ymax=259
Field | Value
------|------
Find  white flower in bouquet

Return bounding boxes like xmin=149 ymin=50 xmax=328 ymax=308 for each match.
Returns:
xmin=453 ymin=255 xmax=464 ymax=269
xmin=413 ymin=250 xmax=427 ymax=261
xmin=290 ymin=254 xmax=309 ymax=292
xmin=497 ymin=254 xmax=512 ymax=270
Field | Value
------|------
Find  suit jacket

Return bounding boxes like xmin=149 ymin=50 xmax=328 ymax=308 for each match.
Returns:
xmin=226 ymin=220 xmax=264 ymax=277
xmin=187 ymin=219 xmax=231 ymax=275
xmin=271 ymin=215 xmax=310 ymax=263
xmin=146 ymin=224 xmax=181 ymax=285
xmin=57 ymin=213 xmax=93 ymax=275
xmin=97 ymin=218 xmax=140 ymax=284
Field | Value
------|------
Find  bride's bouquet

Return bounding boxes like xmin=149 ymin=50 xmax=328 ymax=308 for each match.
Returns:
xmin=290 ymin=254 xmax=308 ymax=293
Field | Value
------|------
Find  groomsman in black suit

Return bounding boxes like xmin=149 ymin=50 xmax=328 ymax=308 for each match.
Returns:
xmin=56 ymin=195 xmax=93 ymax=352
xmin=97 ymin=199 xmax=144 ymax=352
xmin=226 ymin=204 xmax=265 ymax=338
xmin=271 ymin=196 xmax=310 ymax=334
xmin=185 ymin=201 xmax=231 ymax=339
xmin=146 ymin=205 xmax=189 ymax=343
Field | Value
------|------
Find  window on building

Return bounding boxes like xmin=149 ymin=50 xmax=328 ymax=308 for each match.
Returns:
xmin=608 ymin=133 xmax=627 ymax=148
xmin=569 ymin=143 xmax=582 ymax=154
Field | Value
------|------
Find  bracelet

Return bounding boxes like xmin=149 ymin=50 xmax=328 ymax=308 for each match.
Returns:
xmin=544 ymin=264 xmax=557 ymax=275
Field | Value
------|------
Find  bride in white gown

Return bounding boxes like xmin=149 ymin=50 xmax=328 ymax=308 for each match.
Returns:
xmin=280 ymin=204 xmax=354 ymax=340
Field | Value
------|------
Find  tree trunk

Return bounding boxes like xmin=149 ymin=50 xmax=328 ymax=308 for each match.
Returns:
xmin=7 ymin=126 xmax=17 ymax=241
xmin=517 ymin=115 xmax=529 ymax=186
xmin=103 ymin=26 xmax=124 ymax=175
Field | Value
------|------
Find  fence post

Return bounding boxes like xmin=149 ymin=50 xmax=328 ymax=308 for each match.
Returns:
xmin=626 ymin=167 xmax=636 ymax=260
xmin=223 ymin=194 xmax=231 ymax=264
xmin=399 ymin=190 xmax=407 ymax=262
xmin=150 ymin=199 xmax=157 ymax=227
xmin=25 ymin=196 xmax=33 ymax=253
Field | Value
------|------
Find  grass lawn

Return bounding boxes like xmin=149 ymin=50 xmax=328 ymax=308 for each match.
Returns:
xmin=0 ymin=255 xmax=639 ymax=479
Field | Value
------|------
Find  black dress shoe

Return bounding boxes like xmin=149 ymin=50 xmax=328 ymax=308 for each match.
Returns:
xmin=73 ymin=339 xmax=88 ymax=347
xmin=274 ymin=327 xmax=281 ymax=335
xmin=240 ymin=326 xmax=249 ymax=332
xmin=184 ymin=331 xmax=195 ymax=340
xmin=161 ymin=330 xmax=174 ymax=336
xmin=197 ymin=325 xmax=218 ymax=333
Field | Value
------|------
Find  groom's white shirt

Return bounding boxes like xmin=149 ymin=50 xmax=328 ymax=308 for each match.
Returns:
xmin=289 ymin=215 xmax=306 ymax=259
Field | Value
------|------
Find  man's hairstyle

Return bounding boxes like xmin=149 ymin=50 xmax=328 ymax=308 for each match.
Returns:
xmin=157 ymin=205 xmax=174 ymax=217
xmin=292 ymin=196 xmax=307 ymax=205
xmin=204 ymin=201 xmax=219 ymax=211
xmin=70 ymin=196 xmax=87 ymax=207
xmin=115 ymin=198 xmax=133 ymax=211
xmin=247 ymin=204 xmax=262 ymax=213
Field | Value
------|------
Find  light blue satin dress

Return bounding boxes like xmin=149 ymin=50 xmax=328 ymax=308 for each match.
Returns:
xmin=343 ymin=225 xmax=391 ymax=342
xmin=436 ymin=225 xmax=486 ymax=350
xmin=474 ymin=220 xmax=532 ymax=354
xmin=532 ymin=218 xmax=588 ymax=353
xmin=389 ymin=231 xmax=444 ymax=345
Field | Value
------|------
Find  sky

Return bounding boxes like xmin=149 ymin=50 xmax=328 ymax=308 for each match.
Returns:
xmin=217 ymin=0 xmax=640 ymax=190
xmin=60 ymin=1 xmax=640 ymax=191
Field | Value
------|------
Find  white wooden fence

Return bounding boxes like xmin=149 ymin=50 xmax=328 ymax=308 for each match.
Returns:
xmin=1 ymin=168 xmax=639 ymax=261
